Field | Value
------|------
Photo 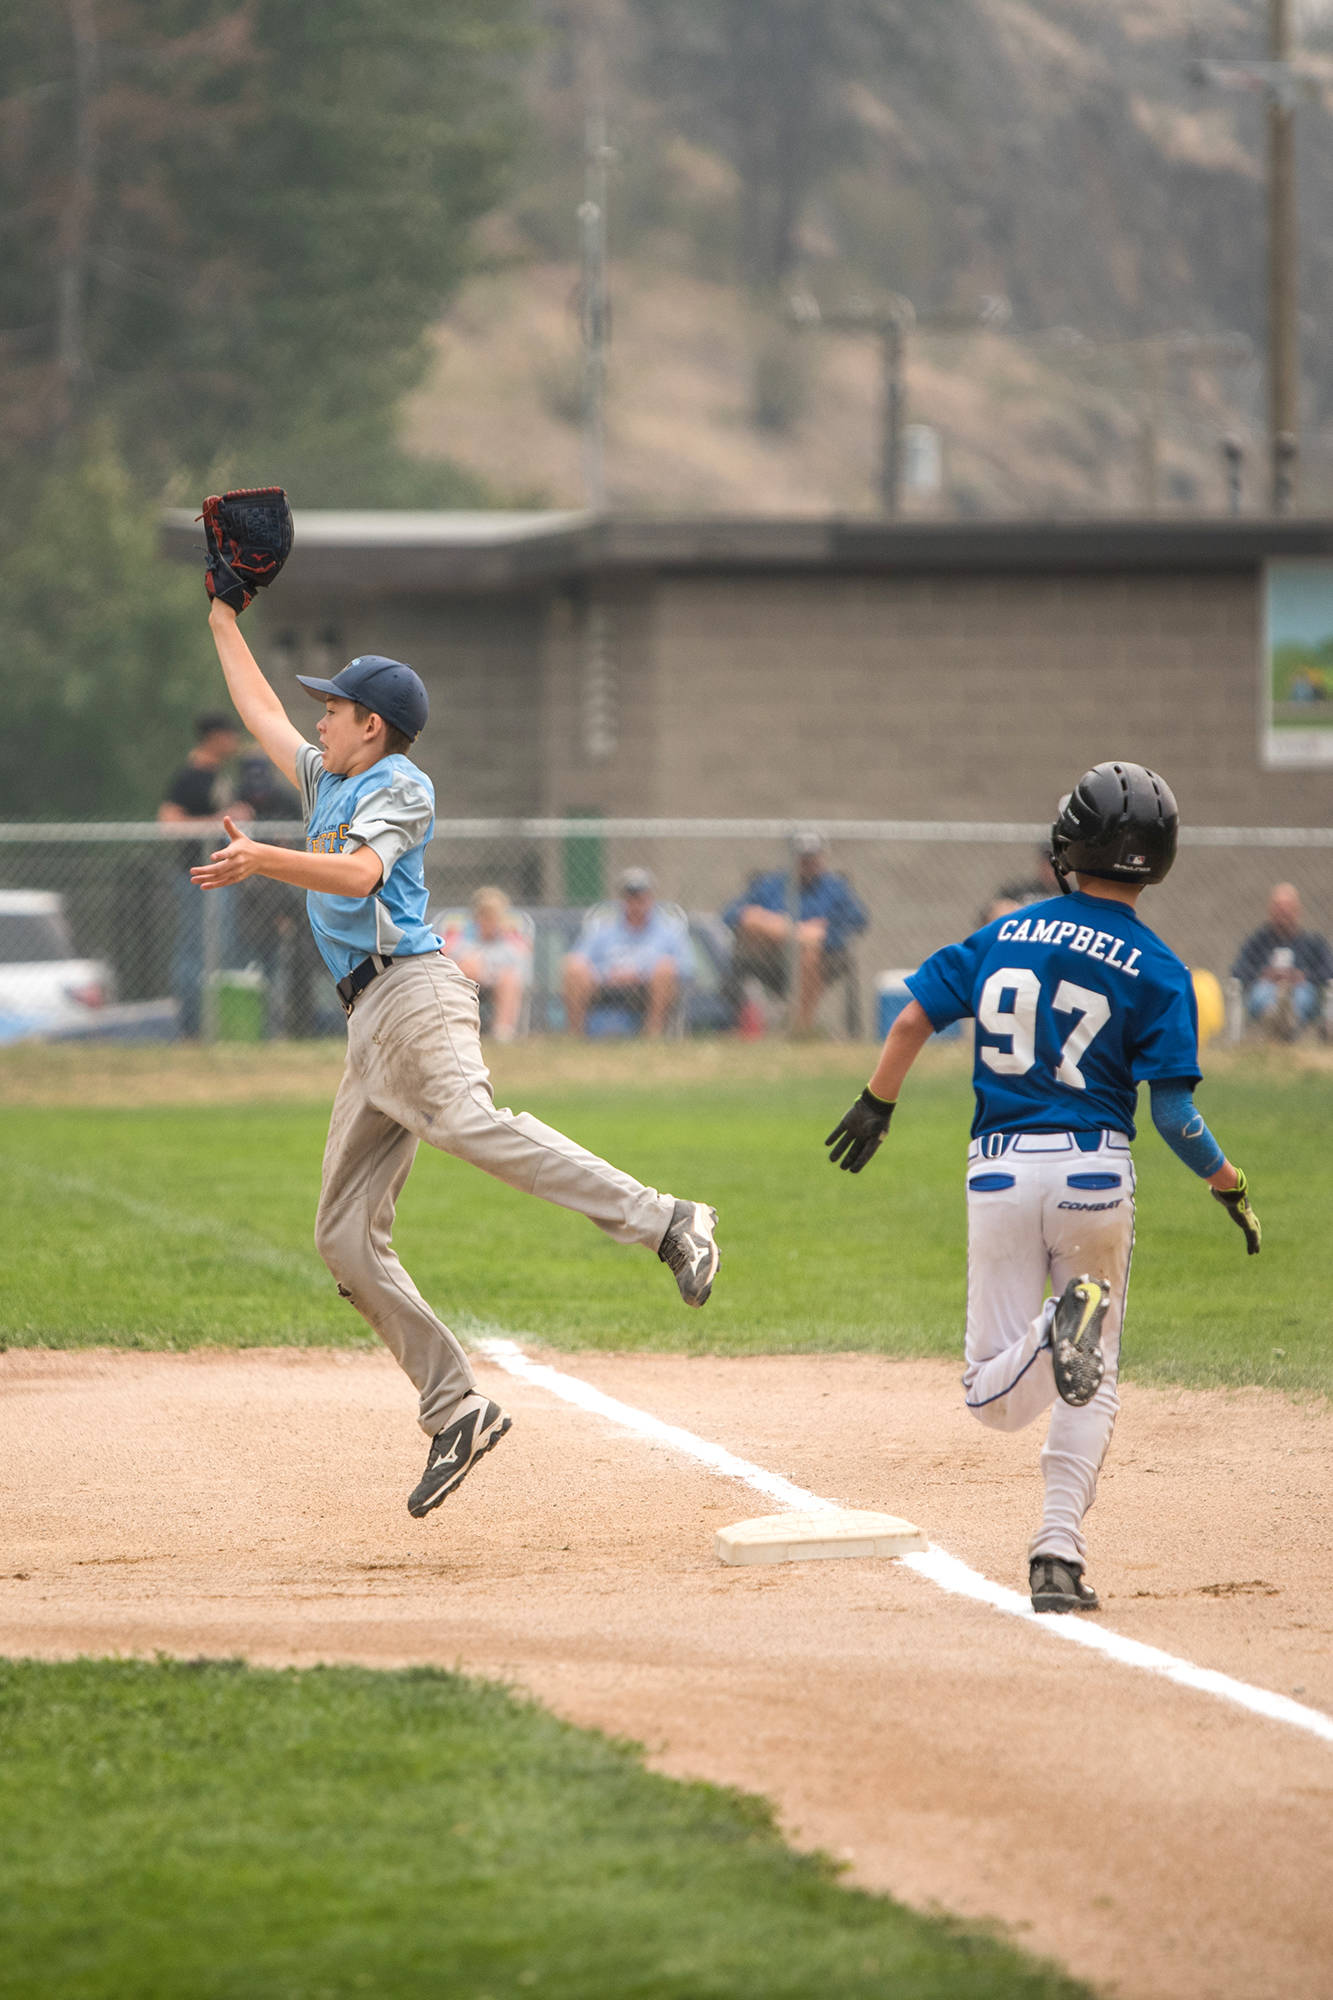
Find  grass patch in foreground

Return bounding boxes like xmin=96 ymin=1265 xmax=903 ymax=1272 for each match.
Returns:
xmin=0 ymin=1058 xmax=1326 ymax=1394
xmin=0 ymin=1657 xmax=1086 ymax=2000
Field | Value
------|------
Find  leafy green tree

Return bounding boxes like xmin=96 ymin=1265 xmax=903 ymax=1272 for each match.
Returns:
xmin=1 ymin=0 xmax=525 ymax=496
xmin=0 ymin=2 xmax=528 ymax=818
xmin=0 ymin=434 xmax=219 ymax=817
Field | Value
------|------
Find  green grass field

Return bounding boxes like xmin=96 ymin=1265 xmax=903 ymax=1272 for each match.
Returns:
xmin=0 ymin=1041 xmax=1320 ymax=1999
xmin=1 ymin=1043 xmax=1327 ymax=1394
xmin=0 ymin=1658 xmax=1086 ymax=2000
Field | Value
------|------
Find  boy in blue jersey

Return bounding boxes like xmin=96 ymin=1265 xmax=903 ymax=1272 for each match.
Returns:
xmin=194 ymin=600 xmax=720 ymax=1517
xmin=825 ymin=763 xmax=1261 ymax=1614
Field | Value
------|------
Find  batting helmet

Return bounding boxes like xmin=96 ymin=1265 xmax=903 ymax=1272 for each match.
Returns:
xmin=1050 ymin=761 xmax=1179 ymax=887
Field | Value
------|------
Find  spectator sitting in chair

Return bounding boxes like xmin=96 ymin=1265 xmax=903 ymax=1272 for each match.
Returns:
xmin=445 ymin=886 xmax=532 ymax=1044
xmin=562 ymin=868 xmax=692 ymax=1039
xmin=723 ymin=832 xmax=868 ymax=1036
xmin=1231 ymin=881 xmax=1333 ymax=1041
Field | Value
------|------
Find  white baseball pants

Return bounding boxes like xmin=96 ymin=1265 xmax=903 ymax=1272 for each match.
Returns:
xmin=314 ymin=953 xmax=676 ymax=1436
xmin=962 ymin=1130 xmax=1136 ymax=1567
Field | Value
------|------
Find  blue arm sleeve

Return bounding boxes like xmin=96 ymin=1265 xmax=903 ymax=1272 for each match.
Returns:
xmin=1149 ymin=1079 xmax=1225 ymax=1179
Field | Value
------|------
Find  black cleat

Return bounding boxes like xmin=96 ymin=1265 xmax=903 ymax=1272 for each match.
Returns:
xmin=1030 ymin=1555 xmax=1101 ymax=1614
xmin=657 ymin=1199 xmax=720 ymax=1308
xmin=408 ymin=1393 xmax=511 ymax=1518
xmin=1049 ymin=1274 xmax=1110 ymax=1407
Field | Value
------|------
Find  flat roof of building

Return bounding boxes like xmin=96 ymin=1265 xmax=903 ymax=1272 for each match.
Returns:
xmin=161 ymin=508 xmax=1333 ymax=594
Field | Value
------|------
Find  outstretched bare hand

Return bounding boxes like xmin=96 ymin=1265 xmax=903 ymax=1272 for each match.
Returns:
xmin=189 ymin=815 xmax=264 ymax=889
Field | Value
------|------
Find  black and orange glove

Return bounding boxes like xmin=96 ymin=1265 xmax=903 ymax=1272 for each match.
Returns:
xmin=201 ymin=487 xmax=293 ymax=613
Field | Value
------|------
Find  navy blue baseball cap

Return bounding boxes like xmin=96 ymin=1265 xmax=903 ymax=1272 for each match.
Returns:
xmin=296 ymin=655 xmax=429 ymax=740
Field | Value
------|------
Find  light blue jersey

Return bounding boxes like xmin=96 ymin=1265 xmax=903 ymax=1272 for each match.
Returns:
xmin=906 ymin=890 xmax=1200 ymax=1140
xmin=576 ymin=902 xmax=693 ymax=982
xmin=295 ymin=743 xmax=442 ymax=982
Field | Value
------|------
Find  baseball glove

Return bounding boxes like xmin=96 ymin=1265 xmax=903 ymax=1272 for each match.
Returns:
xmin=1211 ymin=1165 xmax=1261 ymax=1255
xmin=200 ymin=487 xmax=293 ymax=613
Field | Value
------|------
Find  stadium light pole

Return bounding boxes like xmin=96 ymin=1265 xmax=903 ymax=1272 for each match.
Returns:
xmin=577 ymin=100 xmax=611 ymax=512
xmin=575 ymin=7 xmax=615 ymax=516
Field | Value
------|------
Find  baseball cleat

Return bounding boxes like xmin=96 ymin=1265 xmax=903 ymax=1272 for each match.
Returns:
xmin=1030 ymin=1555 xmax=1101 ymax=1614
xmin=1049 ymin=1274 xmax=1110 ymax=1407
xmin=408 ymin=1392 xmax=511 ymax=1518
xmin=658 ymin=1198 xmax=720 ymax=1308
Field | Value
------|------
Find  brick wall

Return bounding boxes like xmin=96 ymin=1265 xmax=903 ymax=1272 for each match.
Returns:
xmin=258 ymin=587 xmax=545 ymax=816
xmin=258 ymin=547 xmax=1333 ymax=833
xmin=647 ymin=568 xmax=1330 ymax=826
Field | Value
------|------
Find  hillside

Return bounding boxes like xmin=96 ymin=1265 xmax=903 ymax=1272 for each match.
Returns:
xmin=404 ymin=0 xmax=1333 ymax=517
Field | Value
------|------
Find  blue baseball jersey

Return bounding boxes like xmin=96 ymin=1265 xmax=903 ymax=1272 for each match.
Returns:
xmin=906 ymin=891 xmax=1200 ymax=1140
xmin=296 ymin=744 xmax=442 ymax=982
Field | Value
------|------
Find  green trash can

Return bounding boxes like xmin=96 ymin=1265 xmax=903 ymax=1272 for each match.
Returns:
xmin=212 ymin=966 xmax=267 ymax=1042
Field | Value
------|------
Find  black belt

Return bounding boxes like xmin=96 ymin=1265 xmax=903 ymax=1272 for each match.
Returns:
xmin=336 ymin=952 xmax=396 ymax=1014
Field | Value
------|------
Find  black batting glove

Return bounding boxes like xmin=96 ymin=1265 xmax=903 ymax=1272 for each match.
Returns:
xmin=825 ymin=1088 xmax=895 ymax=1173
xmin=1211 ymin=1165 xmax=1261 ymax=1255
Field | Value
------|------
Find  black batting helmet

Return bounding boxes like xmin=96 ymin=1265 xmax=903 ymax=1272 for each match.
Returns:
xmin=1050 ymin=761 xmax=1179 ymax=887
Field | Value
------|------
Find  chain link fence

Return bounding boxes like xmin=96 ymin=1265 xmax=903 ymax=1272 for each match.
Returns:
xmin=0 ymin=818 xmax=1329 ymax=1046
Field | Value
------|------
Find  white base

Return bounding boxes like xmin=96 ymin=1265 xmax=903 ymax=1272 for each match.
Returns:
xmin=715 ymin=1509 xmax=927 ymax=1567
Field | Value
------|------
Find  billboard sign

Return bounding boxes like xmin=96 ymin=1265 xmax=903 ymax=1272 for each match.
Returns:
xmin=1265 ymin=560 xmax=1333 ymax=768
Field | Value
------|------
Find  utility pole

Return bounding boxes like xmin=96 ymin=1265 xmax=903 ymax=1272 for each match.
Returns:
xmin=786 ymin=293 xmax=913 ymax=513
xmin=1189 ymin=2 xmax=1312 ymax=512
xmin=1043 ymin=329 xmax=1251 ymax=512
xmin=56 ymin=0 xmax=99 ymax=429
xmin=1267 ymin=0 xmax=1299 ymax=512
xmin=1223 ymin=434 xmax=1245 ymax=515
xmin=788 ymin=292 xmax=1004 ymax=515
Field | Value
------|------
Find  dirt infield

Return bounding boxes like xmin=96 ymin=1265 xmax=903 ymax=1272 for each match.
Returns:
xmin=3 ymin=1347 xmax=1330 ymax=2000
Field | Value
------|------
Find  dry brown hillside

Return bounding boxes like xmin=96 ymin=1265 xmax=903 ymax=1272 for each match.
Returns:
xmin=403 ymin=0 xmax=1333 ymax=517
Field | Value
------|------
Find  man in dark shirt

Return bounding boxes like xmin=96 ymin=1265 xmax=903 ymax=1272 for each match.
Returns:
xmin=723 ymin=832 xmax=868 ymax=1034
xmin=230 ymin=751 xmax=318 ymax=1036
xmin=158 ymin=713 xmax=249 ymax=1035
xmin=160 ymin=713 xmax=245 ymax=828
xmin=1231 ymin=882 xmax=1333 ymax=1040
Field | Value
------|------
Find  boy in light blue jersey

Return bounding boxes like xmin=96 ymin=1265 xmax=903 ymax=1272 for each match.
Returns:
xmin=824 ymin=763 xmax=1261 ymax=1614
xmin=196 ymin=598 xmax=720 ymax=1519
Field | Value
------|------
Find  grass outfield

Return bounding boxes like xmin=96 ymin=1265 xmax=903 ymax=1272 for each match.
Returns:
xmin=0 ymin=1658 xmax=1087 ymax=2000
xmin=0 ymin=1044 xmax=1311 ymax=2000
xmin=0 ymin=1041 xmax=1326 ymax=1394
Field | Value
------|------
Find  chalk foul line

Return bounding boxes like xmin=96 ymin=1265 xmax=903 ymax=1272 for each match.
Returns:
xmin=476 ymin=1337 xmax=1333 ymax=1751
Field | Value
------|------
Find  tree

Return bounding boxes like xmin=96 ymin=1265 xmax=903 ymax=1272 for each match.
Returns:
xmin=0 ymin=0 xmax=526 ymax=496
xmin=0 ymin=433 xmax=219 ymax=817
xmin=627 ymin=1 xmax=940 ymax=291
xmin=0 ymin=1 xmax=528 ymax=819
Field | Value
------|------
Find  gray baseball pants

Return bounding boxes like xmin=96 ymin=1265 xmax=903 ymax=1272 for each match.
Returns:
xmin=314 ymin=953 xmax=676 ymax=1435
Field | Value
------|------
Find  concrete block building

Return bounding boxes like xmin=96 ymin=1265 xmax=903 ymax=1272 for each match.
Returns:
xmin=163 ymin=510 xmax=1333 ymax=994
